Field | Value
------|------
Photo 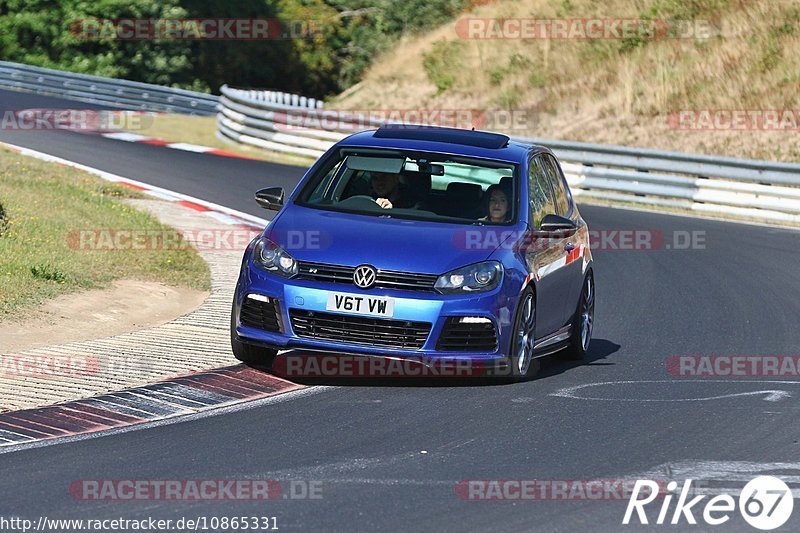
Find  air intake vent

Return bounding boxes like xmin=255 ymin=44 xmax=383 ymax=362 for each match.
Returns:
xmin=436 ymin=317 xmax=498 ymax=352
xmin=289 ymin=309 xmax=430 ymax=349
xmin=240 ymin=295 xmax=282 ymax=332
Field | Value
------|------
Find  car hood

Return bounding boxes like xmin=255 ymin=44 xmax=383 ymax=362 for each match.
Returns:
xmin=266 ymin=204 xmax=521 ymax=274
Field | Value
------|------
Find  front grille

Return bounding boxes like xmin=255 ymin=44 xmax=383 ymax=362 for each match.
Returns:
xmin=296 ymin=261 xmax=438 ymax=292
xmin=436 ymin=317 xmax=498 ymax=352
xmin=289 ymin=309 xmax=431 ymax=349
xmin=240 ymin=296 xmax=282 ymax=332
xmin=296 ymin=261 xmax=354 ymax=284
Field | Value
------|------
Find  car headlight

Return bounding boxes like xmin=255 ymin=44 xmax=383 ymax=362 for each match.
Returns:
xmin=434 ymin=261 xmax=503 ymax=294
xmin=252 ymin=237 xmax=298 ymax=277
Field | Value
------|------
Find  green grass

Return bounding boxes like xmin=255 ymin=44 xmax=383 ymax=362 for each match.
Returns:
xmin=495 ymin=87 xmax=521 ymax=109
xmin=528 ymin=70 xmax=548 ymax=89
xmin=0 ymin=149 xmax=210 ymax=318
xmin=422 ymin=40 xmax=463 ymax=94
xmin=489 ymin=67 xmax=506 ymax=86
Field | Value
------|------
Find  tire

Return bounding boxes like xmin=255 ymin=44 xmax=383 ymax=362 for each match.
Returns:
xmin=561 ymin=271 xmax=595 ymax=361
xmin=230 ymin=303 xmax=278 ymax=368
xmin=504 ymin=286 xmax=540 ymax=380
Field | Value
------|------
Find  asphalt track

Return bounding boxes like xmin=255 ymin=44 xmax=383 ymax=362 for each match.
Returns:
xmin=2 ymin=89 xmax=800 ymax=531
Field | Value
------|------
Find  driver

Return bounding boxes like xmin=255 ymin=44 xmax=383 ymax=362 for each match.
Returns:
xmin=370 ymin=172 xmax=414 ymax=209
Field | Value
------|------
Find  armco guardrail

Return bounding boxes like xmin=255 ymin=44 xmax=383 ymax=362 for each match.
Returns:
xmin=0 ymin=61 xmax=219 ymax=115
xmin=217 ymin=85 xmax=335 ymax=158
xmin=217 ymin=86 xmax=800 ymax=224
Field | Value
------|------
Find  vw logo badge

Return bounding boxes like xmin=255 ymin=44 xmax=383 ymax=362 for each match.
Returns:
xmin=353 ymin=265 xmax=377 ymax=289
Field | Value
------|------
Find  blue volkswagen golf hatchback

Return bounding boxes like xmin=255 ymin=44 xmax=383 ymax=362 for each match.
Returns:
xmin=231 ymin=125 xmax=594 ymax=379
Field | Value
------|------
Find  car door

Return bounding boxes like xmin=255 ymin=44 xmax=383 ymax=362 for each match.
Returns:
xmin=523 ymin=155 xmax=570 ymax=338
xmin=542 ymin=153 xmax=585 ymax=326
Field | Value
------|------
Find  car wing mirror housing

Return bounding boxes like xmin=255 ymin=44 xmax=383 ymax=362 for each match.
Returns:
xmin=255 ymin=187 xmax=285 ymax=211
xmin=539 ymin=213 xmax=577 ymax=234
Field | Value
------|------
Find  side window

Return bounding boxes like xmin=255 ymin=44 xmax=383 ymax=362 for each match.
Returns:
xmin=527 ymin=157 xmax=557 ymax=228
xmin=543 ymin=155 xmax=570 ymax=216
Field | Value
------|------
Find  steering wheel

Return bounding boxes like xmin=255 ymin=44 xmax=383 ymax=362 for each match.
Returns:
xmin=337 ymin=195 xmax=384 ymax=210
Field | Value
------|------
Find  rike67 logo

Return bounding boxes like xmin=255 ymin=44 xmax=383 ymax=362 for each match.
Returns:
xmin=623 ymin=476 xmax=793 ymax=530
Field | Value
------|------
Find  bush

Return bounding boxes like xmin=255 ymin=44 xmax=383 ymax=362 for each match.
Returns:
xmin=0 ymin=200 xmax=7 ymax=236
xmin=31 ymin=264 xmax=67 ymax=283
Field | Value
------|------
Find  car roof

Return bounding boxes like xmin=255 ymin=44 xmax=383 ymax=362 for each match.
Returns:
xmin=335 ymin=125 xmax=549 ymax=164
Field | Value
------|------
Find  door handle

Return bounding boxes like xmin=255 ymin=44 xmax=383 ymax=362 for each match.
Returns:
xmin=564 ymin=242 xmax=575 ymax=253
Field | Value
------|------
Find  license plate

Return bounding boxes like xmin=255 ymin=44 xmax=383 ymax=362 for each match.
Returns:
xmin=326 ymin=292 xmax=395 ymax=318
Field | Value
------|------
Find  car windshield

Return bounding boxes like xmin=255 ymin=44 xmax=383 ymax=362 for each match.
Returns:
xmin=296 ymin=150 xmax=518 ymax=225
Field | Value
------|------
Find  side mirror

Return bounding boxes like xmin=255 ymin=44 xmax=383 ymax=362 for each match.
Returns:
xmin=255 ymin=187 xmax=284 ymax=211
xmin=539 ymin=213 xmax=577 ymax=233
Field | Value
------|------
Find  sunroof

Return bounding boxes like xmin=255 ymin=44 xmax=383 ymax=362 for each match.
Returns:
xmin=373 ymin=124 xmax=510 ymax=149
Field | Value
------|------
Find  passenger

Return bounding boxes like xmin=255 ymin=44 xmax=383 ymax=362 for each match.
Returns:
xmin=481 ymin=184 xmax=511 ymax=223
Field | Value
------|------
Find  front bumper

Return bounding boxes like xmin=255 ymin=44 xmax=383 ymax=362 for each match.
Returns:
xmin=233 ymin=256 xmax=523 ymax=364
